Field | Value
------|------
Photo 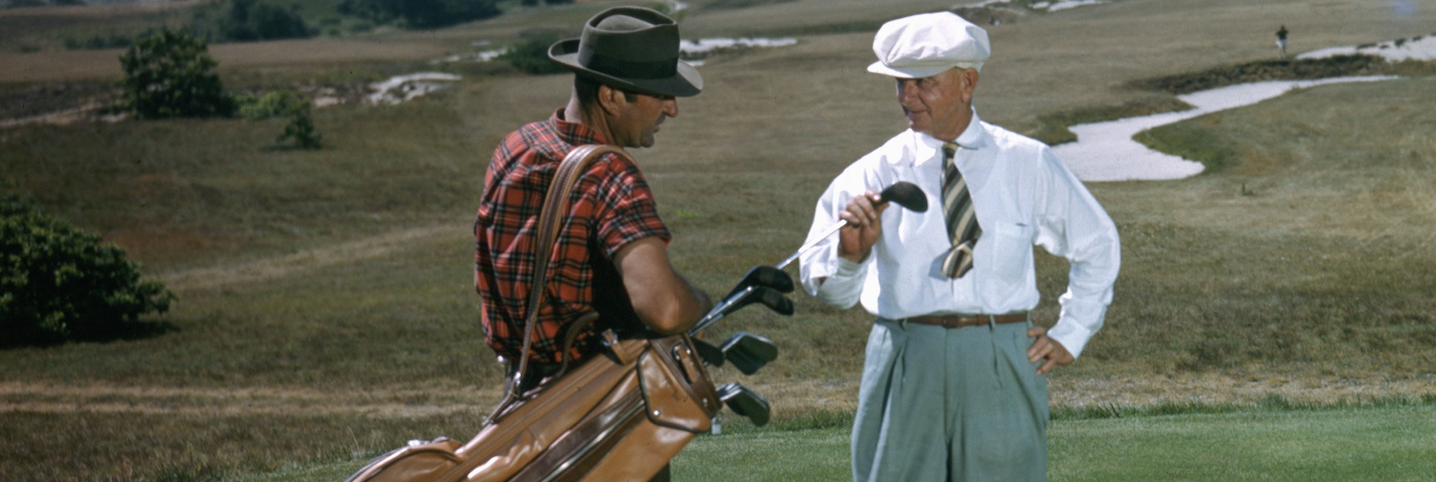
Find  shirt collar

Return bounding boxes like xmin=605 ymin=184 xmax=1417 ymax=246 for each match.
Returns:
xmin=912 ymin=109 xmax=988 ymax=166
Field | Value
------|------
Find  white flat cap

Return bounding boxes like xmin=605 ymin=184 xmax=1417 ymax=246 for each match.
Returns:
xmin=868 ymin=12 xmax=990 ymax=78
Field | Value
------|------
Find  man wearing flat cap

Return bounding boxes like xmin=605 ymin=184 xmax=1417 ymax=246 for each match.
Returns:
xmin=798 ymin=12 xmax=1121 ymax=482
xmin=473 ymin=7 xmax=711 ymax=479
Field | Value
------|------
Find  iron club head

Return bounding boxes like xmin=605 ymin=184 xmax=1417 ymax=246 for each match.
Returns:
xmin=721 ymin=331 xmax=778 ymax=375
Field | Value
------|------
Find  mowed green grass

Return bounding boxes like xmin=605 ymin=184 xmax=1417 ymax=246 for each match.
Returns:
xmin=213 ymin=402 xmax=1436 ymax=482
xmin=3 ymin=0 xmax=1436 ymax=480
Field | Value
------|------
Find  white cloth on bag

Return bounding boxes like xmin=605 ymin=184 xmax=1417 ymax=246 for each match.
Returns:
xmin=798 ymin=110 xmax=1121 ymax=358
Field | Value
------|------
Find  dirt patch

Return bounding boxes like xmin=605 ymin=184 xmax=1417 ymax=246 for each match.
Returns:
xmin=0 ymin=381 xmax=500 ymax=418
xmin=159 ymin=224 xmax=453 ymax=292
xmin=106 ymin=227 xmax=225 ymax=266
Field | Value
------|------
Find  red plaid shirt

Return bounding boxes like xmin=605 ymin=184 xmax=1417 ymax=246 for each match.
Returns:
xmin=475 ymin=109 xmax=671 ymax=364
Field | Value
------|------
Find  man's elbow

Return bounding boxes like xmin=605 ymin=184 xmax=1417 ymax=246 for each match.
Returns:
xmin=639 ymin=305 xmax=694 ymax=335
xmin=634 ymin=293 xmax=701 ymax=335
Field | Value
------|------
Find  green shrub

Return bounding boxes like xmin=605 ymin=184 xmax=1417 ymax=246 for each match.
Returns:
xmin=119 ymin=29 xmax=237 ymax=119
xmin=1 ymin=196 xmax=176 ymax=347
xmin=238 ymin=90 xmax=323 ymax=149
xmin=499 ymin=34 xmax=568 ymax=75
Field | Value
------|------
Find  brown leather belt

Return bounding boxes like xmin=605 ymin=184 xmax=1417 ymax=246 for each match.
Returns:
xmin=903 ymin=313 xmax=1028 ymax=329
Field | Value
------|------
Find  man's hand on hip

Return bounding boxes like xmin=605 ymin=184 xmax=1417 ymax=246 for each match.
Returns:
xmin=1027 ymin=326 xmax=1073 ymax=375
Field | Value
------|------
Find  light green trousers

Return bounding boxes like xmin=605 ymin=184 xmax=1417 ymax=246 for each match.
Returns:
xmin=851 ymin=319 xmax=1050 ymax=482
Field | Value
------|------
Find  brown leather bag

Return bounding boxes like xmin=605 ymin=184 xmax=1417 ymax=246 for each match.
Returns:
xmin=345 ymin=145 xmax=720 ymax=482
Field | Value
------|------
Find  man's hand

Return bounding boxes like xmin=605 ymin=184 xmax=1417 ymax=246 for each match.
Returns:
xmin=837 ymin=191 xmax=888 ymax=263
xmin=1026 ymin=326 xmax=1073 ymax=375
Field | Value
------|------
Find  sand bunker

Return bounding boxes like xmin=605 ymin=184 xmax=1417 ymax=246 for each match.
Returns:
xmin=1052 ymin=76 xmax=1397 ymax=182
xmin=365 ymin=72 xmax=462 ymax=106
xmin=958 ymin=0 xmax=1109 ymax=12
xmin=1299 ymin=33 xmax=1436 ymax=62
xmin=1054 ymin=33 xmax=1436 ymax=182
xmin=679 ymin=37 xmax=798 ymax=66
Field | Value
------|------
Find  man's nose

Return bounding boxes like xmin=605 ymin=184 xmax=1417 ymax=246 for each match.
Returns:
xmin=663 ymin=98 xmax=679 ymax=117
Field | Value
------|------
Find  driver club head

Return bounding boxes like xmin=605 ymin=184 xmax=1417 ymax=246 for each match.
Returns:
xmin=721 ymin=331 xmax=778 ymax=375
xmin=877 ymin=181 xmax=928 ymax=213
xmin=717 ymin=382 xmax=771 ymax=427
xmin=726 ymin=265 xmax=795 ymax=299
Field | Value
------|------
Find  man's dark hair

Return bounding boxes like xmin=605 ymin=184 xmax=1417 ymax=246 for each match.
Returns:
xmin=575 ymin=75 xmax=638 ymax=110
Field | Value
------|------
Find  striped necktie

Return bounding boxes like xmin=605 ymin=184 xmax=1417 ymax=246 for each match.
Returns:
xmin=941 ymin=142 xmax=980 ymax=278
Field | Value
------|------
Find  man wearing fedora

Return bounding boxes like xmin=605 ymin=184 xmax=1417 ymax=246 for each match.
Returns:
xmin=473 ymin=7 xmax=710 ymax=479
xmin=798 ymin=12 xmax=1121 ymax=482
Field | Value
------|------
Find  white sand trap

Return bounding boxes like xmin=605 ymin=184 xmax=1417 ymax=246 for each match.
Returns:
xmin=1052 ymin=76 xmax=1397 ymax=182
xmin=1034 ymin=0 xmax=1108 ymax=12
xmin=366 ymin=72 xmax=462 ymax=106
xmin=1298 ymin=34 xmax=1436 ymax=62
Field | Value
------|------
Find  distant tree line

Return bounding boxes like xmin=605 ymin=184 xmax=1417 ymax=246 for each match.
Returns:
xmin=219 ymin=0 xmax=313 ymax=42
xmin=338 ymin=0 xmax=500 ymax=30
xmin=61 ymin=0 xmax=508 ymax=50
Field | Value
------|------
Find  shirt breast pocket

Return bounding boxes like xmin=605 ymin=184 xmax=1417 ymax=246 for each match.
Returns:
xmin=978 ymin=222 xmax=1035 ymax=293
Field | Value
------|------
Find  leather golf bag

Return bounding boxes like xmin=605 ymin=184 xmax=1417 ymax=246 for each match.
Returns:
xmin=345 ymin=145 xmax=720 ymax=482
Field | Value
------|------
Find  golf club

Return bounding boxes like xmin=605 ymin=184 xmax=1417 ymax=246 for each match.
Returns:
xmin=776 ymin=181 xmax=929 ymax=269
xmin=692 ymin=338 xmax=725 ymax=367
xmin=725 ymin=265 xmax=794 ymax=299
xmin=691 ymin=285 xmax=793 ymax=334
xmin=717 ymin=382 xmax=771 ymax=427
xmin=720 ymin=331 xmax=778 ymax=375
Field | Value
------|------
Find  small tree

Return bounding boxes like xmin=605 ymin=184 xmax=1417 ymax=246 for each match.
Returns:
xmin=239 ymin=90 xmax=322 ymax=149
xmin=119 ymin=29 xmax=236 ymax=119
xmin=1 ymin=196 xmax=176 ymax=346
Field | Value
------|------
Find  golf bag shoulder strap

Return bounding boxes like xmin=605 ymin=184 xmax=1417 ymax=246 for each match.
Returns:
xmin=497 ymin=144 xmax=630 ymax=419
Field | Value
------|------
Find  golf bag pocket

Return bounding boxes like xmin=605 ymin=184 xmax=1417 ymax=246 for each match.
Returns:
xmin=345 ymin=333 xmax=719 ymax=482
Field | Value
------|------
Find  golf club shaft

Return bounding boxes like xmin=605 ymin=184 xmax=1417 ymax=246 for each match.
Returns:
xmin=775 ymin=219 xmax=847 ymax=270
xmin=690 ymin=290 xmax=745 ymax=334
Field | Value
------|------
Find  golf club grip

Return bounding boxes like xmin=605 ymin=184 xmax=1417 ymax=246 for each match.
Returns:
xmin=777 ymin=181 xmax=929 ymax=270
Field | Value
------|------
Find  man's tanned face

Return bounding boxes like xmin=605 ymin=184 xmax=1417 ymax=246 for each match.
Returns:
xmin=611 ymin=91 xmax=678 ymax=148
xmin=895 ymin=67 xmax=978 ymax=142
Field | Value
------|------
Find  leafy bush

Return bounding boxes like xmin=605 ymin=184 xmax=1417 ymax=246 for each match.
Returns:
xmin=499 ymin=34 xmax=568 ymax=75
xmin=119 ymin=29 xmax=237 ymax=119
xmin=1 ymin=196 xmax=176 ymax=347
xmin=238 ymin=90 xmax=323 ymax=149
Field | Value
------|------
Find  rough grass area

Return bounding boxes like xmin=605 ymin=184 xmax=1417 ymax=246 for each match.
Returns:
xmin=4 ymin=0 xmax=1436 ymax=480
xmin=1129 ymin=54 xmax=1394 ymax=94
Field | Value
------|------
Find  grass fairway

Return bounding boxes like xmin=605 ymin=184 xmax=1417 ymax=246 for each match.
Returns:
xmin=3 ymin=0 xmax=1436 ymax=480
xmin=221 ymin=402 xmax=1436 ymax=481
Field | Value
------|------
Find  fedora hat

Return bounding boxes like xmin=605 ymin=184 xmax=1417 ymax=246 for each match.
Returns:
xmin=548 ymin=6 xmax=702 ymax=98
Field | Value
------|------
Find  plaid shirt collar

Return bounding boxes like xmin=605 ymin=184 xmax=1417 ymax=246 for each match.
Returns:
xmin=534 ymin=108 xmax=611 ymax=160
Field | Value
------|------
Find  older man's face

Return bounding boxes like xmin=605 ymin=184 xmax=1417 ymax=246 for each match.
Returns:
xmin=895 ymin=68 xmax=977 ymax=141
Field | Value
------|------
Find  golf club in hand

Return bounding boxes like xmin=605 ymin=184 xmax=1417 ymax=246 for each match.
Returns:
xmin=776 ymin=181 xmax=928 ymax=269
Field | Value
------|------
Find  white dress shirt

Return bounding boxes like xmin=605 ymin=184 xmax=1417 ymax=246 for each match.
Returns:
xmin=800 ymin=111 xmax=1121 ymax=358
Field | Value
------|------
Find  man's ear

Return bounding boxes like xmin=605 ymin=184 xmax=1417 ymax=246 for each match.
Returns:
xmin=960 ymin=69 xmax=979 ymax=104
xmin=596 ymin=84 xmax=626 ymax=116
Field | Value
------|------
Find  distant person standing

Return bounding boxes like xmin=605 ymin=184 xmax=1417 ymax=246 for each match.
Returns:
xmin=1276 ymin=25 xmax=1289 ymax=60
